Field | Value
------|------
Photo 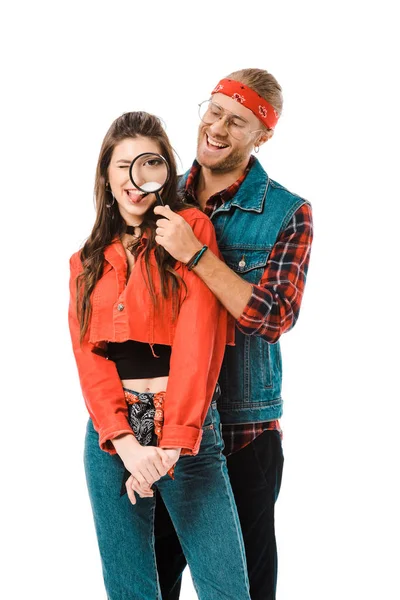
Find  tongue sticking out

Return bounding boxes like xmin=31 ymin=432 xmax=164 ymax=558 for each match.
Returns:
xmin=127 ymin=190 xmax=144 ymax=201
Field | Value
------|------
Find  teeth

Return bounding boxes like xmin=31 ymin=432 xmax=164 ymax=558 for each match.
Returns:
xmin=207 ymin=136 xmax=228 ymax=149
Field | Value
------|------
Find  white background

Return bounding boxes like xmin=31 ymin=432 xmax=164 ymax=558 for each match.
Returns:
xmin=1 ymin=1 xmax=399 ymax=598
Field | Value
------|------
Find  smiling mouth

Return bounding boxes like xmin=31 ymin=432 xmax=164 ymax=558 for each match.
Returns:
xmin=206 ymin=134 xmax=229 ymax=150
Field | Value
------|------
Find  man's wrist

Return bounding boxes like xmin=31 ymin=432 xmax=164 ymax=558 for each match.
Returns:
xmin=186 ymin=246 xmax=208 ymax=271
xmin=182 ymin=240 xmax=203 ymax=264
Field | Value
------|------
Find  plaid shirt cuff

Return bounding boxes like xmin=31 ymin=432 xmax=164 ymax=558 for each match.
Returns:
xmin=236 ymin=285 xmax=274 ymax=334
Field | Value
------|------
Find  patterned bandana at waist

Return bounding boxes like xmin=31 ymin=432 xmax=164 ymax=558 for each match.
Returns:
xmin=120 ymin=390 xmax=174 ymax=497
xmin=211 ymin=78 xmax=279 ymax=130
xmin=125 ymin=390 xmax=175 ymax=478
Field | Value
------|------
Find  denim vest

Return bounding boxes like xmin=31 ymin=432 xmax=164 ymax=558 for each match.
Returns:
xmin=180 ymin=159 xmax=308 ymax=424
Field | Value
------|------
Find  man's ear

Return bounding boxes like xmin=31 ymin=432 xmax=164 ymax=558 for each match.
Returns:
xmin=257 ymin=129 xmax=274 ymax=146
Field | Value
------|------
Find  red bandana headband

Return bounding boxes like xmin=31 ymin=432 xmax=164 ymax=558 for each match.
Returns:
xmin=211 ymin=78 xmax=279 ymax=130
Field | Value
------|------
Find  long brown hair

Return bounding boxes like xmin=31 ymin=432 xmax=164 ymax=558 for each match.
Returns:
xmin=77 ymin=111 xmax=187 ymax=342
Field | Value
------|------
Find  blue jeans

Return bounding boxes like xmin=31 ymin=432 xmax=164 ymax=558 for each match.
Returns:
xmin=84 ymin=399 xmax=250 ymax=600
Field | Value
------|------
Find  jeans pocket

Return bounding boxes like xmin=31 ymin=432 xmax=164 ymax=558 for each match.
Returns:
xmin=202 ymin=406 xmax=213 ymax=428
xmin=213 ymin=420 xmax=225 ymax=452
xmin=200 ymin=391 xmax=225 ymax=453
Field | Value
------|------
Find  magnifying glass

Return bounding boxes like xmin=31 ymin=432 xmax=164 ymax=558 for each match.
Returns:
xmin=129 ymin=152 xmax=170 ymax=207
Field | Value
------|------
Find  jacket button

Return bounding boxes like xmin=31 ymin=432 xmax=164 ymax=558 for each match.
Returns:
xmin=117 ymin=303 xmax=125 ymax=311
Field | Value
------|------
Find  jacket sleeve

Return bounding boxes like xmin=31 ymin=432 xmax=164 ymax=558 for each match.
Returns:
xmin=159 ymin=214 xmax=229 ymax=455
xmin=68 ymin=253 xmax=133 ymax=453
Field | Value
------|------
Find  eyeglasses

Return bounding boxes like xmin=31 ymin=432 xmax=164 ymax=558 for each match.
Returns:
xmin=198 ymin=99 xmax=264 ymax=141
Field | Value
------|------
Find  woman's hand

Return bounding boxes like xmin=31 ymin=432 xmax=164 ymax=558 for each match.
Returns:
xmin=125 ymin=474 xmax=154 ymax=505
xmin=162 ymin=448 xmax=181 ymax=466
xmin=125 ymin=447 xmax=182 ymax=505
xmin=113 ymin=433 xmax=170 ymax=491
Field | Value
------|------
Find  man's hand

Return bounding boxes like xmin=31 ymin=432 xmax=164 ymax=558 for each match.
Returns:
xmin=154 ymin=205 xmax=202 ymax=263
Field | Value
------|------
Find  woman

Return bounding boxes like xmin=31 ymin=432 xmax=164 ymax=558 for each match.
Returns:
xmin=68 ymin=111 xmax=250 ymax=600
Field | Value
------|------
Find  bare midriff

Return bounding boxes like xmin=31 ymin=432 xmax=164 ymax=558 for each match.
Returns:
xmin=121 ymin=376 xmax=169 ymax=394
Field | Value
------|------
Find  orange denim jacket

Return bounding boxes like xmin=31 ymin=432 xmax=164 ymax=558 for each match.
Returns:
xmin=68 ymin=207 xmax=233 ymax=455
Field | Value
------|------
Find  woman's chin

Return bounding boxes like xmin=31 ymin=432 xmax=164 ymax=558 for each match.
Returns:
xmin=119 ymin=202 xmax=154 ymax=222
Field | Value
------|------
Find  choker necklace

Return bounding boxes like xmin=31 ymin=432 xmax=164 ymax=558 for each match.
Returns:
xmin=125 ymin=225 xmax=141 ymax=235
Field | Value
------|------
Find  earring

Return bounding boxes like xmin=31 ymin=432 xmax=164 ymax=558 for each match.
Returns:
xmin=254 ymin=145 xmax=260 ymax=154
xmin=105 ymin=183 xmax=116 ymax=208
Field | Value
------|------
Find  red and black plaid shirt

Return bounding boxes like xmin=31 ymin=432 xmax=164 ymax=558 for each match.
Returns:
xmin=184 ymin=157 xmax=313 ymax=456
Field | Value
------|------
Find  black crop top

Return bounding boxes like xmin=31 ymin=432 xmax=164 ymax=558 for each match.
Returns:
xmin=107 ymin=340 xmax=171 ymax=379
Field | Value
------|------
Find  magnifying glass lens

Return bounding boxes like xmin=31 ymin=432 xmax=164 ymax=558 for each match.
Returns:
xmin=130 ymin=153 xmax=169 ymax=194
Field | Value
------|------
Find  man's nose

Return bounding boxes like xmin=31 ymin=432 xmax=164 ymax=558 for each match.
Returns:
xmin=208 ymin=115 xmax=229 ymax=137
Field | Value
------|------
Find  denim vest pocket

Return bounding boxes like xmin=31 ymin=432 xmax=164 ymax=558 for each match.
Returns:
xmin=221 ymin=248 xmax=271 ymax=284
xmin=261 ymin=339 xmax=273 ymax=389
xmin=219 ymin=331 xmax=274 ymax=406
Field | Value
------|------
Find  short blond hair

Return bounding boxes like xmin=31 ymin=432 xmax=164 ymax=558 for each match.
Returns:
xmin=226 ymin=68 xmax=283 ymax=127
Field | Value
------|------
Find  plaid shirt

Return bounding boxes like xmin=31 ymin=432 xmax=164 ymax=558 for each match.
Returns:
xmin=184 ymin=157 xmax=313 ymax=456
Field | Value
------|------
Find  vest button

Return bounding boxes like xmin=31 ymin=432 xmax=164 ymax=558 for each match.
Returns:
xmin=117 ymin=303 xmax=125 ymax=311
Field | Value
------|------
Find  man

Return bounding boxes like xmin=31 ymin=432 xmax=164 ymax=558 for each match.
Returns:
xmin=153 ymin=68 xmax=313 ymax=600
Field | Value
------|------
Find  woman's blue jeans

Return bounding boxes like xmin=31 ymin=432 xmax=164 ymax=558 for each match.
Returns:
xmin=84 ymin=400 xmax=250 ymax=600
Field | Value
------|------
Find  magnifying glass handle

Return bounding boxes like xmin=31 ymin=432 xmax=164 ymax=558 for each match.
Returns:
xmin=155 ymin=191 xmax=165 ymax=207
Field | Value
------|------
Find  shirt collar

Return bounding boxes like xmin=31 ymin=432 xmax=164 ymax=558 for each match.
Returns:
xmin=184 ymin=155 xmax=255 ymax=209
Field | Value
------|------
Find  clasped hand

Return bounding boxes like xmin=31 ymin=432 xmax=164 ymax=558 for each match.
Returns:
xmin=124 ymin=446 xmax=181 ymax=505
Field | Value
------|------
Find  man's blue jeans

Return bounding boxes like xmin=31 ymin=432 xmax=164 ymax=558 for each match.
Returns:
xmin=84 ymin=401 xmax=251 ymax=600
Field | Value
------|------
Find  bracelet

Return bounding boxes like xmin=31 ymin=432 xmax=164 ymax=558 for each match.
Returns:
xmin=186 ymin=245 xmax=208 ymax=271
